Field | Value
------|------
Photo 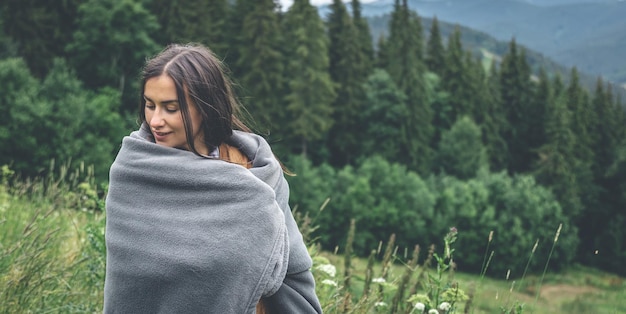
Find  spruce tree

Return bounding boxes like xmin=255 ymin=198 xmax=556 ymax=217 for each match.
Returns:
xmin=224 ymin=0 xmax=257 ymax=77
xmin=566 ymin=68 xmax=596 ymax=172
xmin=441 ymin=28 xmax=472 ymax=125
xmin=375 ymin=34 xmax=389 ymax=69
xmin=564 ymin=67 xmax=596 ymax=226
xmin=326 ymin=0 xmax=363 ymax=166
xmin=578 ymin=78 xmax=626 ymax=268
xmin=499 ymin=39 xmax=534 ymax=173
xmin=525 ymin=67 xmax=550 ymax=163
xmin=148 ymin=0 xmax=228 ymax=52
xmin=483 ymin=60 xmax=508 ymax=171
xmin=534 ymin=74 xmax=583 ymax=221
xmin=282 ymin=0 xmax=336 ymax=156
xmin=351 ymin=0 xmax=374 ymax=76
xmin=384 ymin=0 xmax=433 ymax=175
xmin=2 ymin=0 xmax=80 ymax=77
xmin=66 ymin=0 xmax=160 ymax=111
xmin=237 ymin=0 xmax=284 ymax=132
xmin=425 ymin=16 xmax=445 ymax=77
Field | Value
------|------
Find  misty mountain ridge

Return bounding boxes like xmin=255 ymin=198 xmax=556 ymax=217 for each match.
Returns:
xmin=318 ymin=0 xmax=626 ymax=90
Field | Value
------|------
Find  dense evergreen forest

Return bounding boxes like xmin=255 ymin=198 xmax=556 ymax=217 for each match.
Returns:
xmin=1 ymin=0 xmax=625 ymax=278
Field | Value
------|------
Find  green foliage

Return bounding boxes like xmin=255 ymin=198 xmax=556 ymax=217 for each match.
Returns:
xmin=440 ymin=28 xmax=474 ymax=127
xmin=66 ymin=0 xmax=159 ymax=110
xmin=282 ymin=0 xmax=336 ymax=155
xmin=291 ymin=153 xmax=577 ymax=276
xmin=1 ymin=0 xmax=625 ymax=278
xmin=384 ymin=0 xmax=433 ymax=175
xmin=1 ymin=0 xmax=80 ymax=77
xmin=0 ymin=58 xmax=47 ymax=174
xmin=292 ymin=155 xmax=436 ymax=257
xmin=434 ymin=116 xmax=488 ymax=180
xmin=0 ymin=58 xmax=129 ymax=181
xmin=148 ymin=0 xmax=228 ymax=53
xmin=350 ymin=0 xmax=375 ymax=77
xmin=425 ymin=17 xmax=446 ymax=76
xmin=356 ymin=69 xmax=408 ymax=163
xmin=499 ymin=40 xmax=534 ymax=173
xmin=237 ymin=0 xmax=285 ymax=133
xmin=326 ymin=0 xmax=366 ymax=166
xmin=0 ymin=167 xmax=106 ymax=313
xmin=476 ymin=171 xmax=579 ymax=276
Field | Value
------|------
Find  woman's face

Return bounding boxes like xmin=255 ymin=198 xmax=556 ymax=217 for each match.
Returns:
xmin=144 ymin=74 xmax=208 ymax=155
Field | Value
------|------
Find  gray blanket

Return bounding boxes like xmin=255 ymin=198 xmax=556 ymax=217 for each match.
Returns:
xmin=104 ymin=125 xmax=291 ymax=313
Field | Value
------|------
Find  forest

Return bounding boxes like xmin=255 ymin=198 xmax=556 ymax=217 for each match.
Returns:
xmin=1 ymin=0 xmax=625 ymax=280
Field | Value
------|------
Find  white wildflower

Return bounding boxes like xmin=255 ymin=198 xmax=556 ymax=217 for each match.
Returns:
xmin=315 ymin=264 xmax=336 ymax=277
xmin=428 ymin=309 xmax=439 ymax=314
xmin=372 ymin=277 xmax=386 ymax=283
xmin=438 ymin=301 xmax=451 ymax=311
xmin=374 ymin=302 xmax=387 ymax=307
xmin=414 ymin=302 xmax=426 ymax=312
xmin=321 ymin=279 xmax=337 ymax=287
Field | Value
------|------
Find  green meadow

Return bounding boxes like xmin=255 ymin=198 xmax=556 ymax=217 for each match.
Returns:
xmin=1 ymin=169 xmax=624 ymax=314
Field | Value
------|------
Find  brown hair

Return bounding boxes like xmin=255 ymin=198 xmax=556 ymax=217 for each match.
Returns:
xmin=139 ymin=43 xmax=251 ymax=156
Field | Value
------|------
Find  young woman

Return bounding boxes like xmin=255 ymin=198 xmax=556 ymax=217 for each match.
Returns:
xmin=104 ymin=44 xmax=322 ymax=313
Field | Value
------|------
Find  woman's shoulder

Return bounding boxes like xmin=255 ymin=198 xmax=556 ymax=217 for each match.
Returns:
xmin=219 ymin=142 xmax=252 ymax=169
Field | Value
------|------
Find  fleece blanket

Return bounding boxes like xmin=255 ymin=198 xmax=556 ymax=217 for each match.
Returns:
xmin=104 ymin=125 xmax=290 ymax=314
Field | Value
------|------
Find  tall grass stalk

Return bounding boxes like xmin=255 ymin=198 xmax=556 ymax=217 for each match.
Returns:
xmin=472 ymin=230 xmax=494 ymax=314
xmin=391 ymin=244 xmax=419 ymax=313
xmin=517 ymin=239 xmax=539 ymax=293
xmin=342 ymin=219 xmax=356 ymax=313
xmin=531 ymin=223 xmax=563 ymax=313
xmin=360 ymin=249 xmax=376 ymax=301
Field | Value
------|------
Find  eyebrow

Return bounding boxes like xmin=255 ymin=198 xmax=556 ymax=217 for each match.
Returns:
xmin=143 ymin=95 xmax=179 ymax=105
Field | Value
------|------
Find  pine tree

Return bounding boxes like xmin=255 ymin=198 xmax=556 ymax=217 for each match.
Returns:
xmin=483 ymin=60 xmax=508 ymax=171
xmin=351 ymin=0 xmax=374 ymax=75
xmin=564 ymin=67 xmax=596 ymax=225
xmin=578 ymin=78 xmax=626 ymax=268
xmin=566 ymin=68 xmax=596 ymax=171
xmin=375 ymin=34 xmax=389 ymax=69
xmin=282 ymin=0 xmax=336 ymax=156
xmin=425 ymin=16 xmax=445 ymax=76
xmin=224 ymin=0 xmax=257 ymax=77
xmin=66 ymin=0 xmax=160 ymax=111
xmin=534 ymin=74 xmax=583 ymax=220
xmin=326 ymin=0 xmax=364 ymax=166
xmin=148 ymin=0 xmax=228 ymax=54
xmin=2 ymin=0 xmax=80 ymax=77
xmin=499 ymin=39 xmax=534 ymax=173
xmin=441 ymin=28 xmax=473 ymax=125
xmin=237 ymin=0 xmax=284 ymax=131
xmin=383 ymin=0 xmax=433 ymax=175
xmin=591 ymin=78 xmax=622 ymax=175
xmin=525 ymin=67 xmax=550 ymax=162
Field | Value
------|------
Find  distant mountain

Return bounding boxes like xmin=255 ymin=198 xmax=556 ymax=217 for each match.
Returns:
xmin=367 ymin=14 xmax=609 ymax=96
xmin=319 ymin=0 xmax=626 ymax=89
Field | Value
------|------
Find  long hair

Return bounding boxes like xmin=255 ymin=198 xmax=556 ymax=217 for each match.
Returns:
xmin=139 ymin=43 xmax=250 ymax=156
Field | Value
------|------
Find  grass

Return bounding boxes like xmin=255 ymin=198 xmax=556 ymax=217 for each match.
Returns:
xmin=1 ymin=166 xmax=625 ymax=313
xmin=315 ymin=249 xmax=626 ymax=314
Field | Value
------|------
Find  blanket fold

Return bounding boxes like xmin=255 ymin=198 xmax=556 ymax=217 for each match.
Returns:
xmin=104 ymin=125 xmax=288 ymax=314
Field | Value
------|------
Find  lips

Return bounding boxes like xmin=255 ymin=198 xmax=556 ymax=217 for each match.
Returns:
xmin=152 ymin=131 xmax=171 ymax=141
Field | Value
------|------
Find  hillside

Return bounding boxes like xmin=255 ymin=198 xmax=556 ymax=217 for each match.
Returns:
xmin=319 ymin=0 xmax=626 ymax=89
xmin=365 ymin=14 xmax=614 ymax=97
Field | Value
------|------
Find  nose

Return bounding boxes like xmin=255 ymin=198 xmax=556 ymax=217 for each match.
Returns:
xmin=148 ymin=107 xmax=166 ymax=129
